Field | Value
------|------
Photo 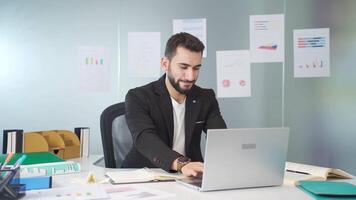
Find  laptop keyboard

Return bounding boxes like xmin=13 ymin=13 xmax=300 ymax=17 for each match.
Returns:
xmin=184 ymin=177 xmax=203 ymax=187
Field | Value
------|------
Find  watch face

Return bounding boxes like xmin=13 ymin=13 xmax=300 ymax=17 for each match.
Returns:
xmin=178 ymin=156 xmax=190 ymax=163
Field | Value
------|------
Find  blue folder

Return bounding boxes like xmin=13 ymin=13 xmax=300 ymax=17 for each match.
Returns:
xmin=298 ymin=181 xmax=356 ymax=200
xmin=12 ymin=176 xmax=52 ymax=191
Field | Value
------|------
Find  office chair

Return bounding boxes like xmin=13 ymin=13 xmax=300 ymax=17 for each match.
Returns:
xmin=100 ymin=102 xmax=133 ymax=168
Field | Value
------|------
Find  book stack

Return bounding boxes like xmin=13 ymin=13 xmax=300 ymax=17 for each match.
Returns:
xmin=0 ymin=152 xmax=81 ymax=177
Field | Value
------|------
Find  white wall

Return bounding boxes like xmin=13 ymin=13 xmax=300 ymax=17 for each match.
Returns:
xmin=1 ymin=0 xmax=285 ymax=155
xmin=0 ymin=0 xmax=120 ymax=154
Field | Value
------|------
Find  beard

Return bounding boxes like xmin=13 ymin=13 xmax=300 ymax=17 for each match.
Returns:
xmin=167 ymin=71 xmax=195 ymax=95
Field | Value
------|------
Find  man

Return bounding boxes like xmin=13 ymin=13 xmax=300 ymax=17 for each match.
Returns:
xmin=122 ymin=32 xmax=226 ymax=177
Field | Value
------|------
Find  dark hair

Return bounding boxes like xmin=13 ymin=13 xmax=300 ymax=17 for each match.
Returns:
xmin=164 ymin=32 xmax=205 ymax=60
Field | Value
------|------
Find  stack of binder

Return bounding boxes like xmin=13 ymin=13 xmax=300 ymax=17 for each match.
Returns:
xmin=0 ymin=152 xmax=81 ymax=176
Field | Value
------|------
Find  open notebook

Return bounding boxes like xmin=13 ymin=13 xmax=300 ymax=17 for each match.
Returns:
xmin=106 ymin=168 xmax=185 ymax=184
xmin=284 ymin=162 xmax=353 ymax=185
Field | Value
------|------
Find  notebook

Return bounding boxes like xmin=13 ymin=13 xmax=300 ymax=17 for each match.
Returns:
xmin=176 ymin=127 xmax=290 ymax=191
xmin=0 ymin=152 xmax=64 ymax=165
xmin=106 ymin=168 xmax=185 ymax=184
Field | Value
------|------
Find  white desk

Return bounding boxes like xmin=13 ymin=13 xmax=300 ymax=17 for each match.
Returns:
xmin=23 ymin=156 xmax=354 ymax=200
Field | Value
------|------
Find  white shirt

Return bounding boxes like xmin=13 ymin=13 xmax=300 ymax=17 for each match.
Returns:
xmin=171 ymin=97 xmax=186 ymax=156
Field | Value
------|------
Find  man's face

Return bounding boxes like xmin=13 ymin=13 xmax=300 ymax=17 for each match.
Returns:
xmin=162 ymin=46 xmax=202 ymax=95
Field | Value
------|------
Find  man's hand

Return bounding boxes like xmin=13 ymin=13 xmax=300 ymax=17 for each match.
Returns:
xmin=181 ymin=162 xmax=204 ymax=177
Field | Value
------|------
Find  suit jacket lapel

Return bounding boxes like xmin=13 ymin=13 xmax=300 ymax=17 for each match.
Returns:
xmin=154 ymin=75 xmax=202 ymax=150
xmin=185 ymin=86 xmax=201 ymax=150
xmin=154 ymin=75 xmax=174 ymax=147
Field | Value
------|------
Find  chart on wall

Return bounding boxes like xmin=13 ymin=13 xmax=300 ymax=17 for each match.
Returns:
xmin=250 ymin=14 xmax=284 ymax=63
xmin=77 ymin=46 xmax=111 ymax=92
xmin=216 ymin=50 xmax=251 ymax=98
xmin=173 ymin=18 xmax=207 ymax=57
xmin=127 ymin=32 xmax=161 ymax=78
xmin=293 ymin=28 xmax=330 ymax=78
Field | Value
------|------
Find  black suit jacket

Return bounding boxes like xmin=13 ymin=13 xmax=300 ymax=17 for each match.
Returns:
xmin=122 ymin=75 xmax=227 ymax=171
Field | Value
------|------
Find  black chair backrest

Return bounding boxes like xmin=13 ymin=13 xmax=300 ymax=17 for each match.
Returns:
xmin=100 ymin=102 xmax=133 ymax=168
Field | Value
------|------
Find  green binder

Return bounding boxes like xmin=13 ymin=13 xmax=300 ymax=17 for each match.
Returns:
xmin=0 ymin=152 xmax=64 ymax=165
xmin=0 ymin=152 xmax=80 ymax=176
xmin=298 ymin=181 xmax=356 ymax=200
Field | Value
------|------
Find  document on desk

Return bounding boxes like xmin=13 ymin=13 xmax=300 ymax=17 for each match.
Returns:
xmin=104 ymin=184 xmax=175 ymax=199
xmin=106 ymin=168 xmax=185 ymax=184
xmin=25 ymin=184 xmax=109 ymax=200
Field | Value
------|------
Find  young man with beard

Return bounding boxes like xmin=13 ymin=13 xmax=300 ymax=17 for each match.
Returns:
xmin=122 ymin=32 xmax=226 ymax=177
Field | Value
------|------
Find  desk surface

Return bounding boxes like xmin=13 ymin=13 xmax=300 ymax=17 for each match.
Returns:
xmin=22 ymin=156 xmax=356 ymax=200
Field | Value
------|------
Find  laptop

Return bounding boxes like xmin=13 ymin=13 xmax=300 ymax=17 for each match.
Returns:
xmin=176 ymin=127 xmax=289 ymax=192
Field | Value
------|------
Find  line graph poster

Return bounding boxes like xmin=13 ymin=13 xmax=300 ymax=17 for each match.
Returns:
xmin=294 ymin=28 xmax=330 ymax=78
xmin=250 ymin=14 xmax=284 ymax=63
xmin=128 ymin=32 xmax=161 ymax=78
xmin=173 ymin=18 xmax=207 ymax=57
xmin=216 ymin=50 xmax=251 ymax=98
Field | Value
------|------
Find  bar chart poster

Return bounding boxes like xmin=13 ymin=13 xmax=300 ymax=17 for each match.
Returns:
xmin=294 ymin=28 xmax=330 ymax=78
xmin=216 ymin=50 xmax=251 ymax=98
xmin=250 ymin=14 xmax=284 ymax=63
xmin=77 ymin=46 xmax=110 ymax=92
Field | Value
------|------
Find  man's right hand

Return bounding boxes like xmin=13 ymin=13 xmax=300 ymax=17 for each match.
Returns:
xmin=181 ymin=162 xmax=204 ymax=177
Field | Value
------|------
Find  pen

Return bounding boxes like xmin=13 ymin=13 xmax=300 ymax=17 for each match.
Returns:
xmin=11 ymin=154 xmax=27 ymax=169
xmin=1 ymin=152 xmax=14 ymax=170
xmin=286 ymin=169 xmax=310 ymax=175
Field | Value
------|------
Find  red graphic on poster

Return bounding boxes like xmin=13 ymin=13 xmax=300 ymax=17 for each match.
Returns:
xmin=222 ymin=79 xmax=230 ymax=87
xmin=239 ymin=80 xmax=246 ymax=87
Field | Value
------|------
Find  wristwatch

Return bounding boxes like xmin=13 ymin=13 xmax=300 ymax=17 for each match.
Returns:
xmin=177 ymin=156 xmax=191 ymax=173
